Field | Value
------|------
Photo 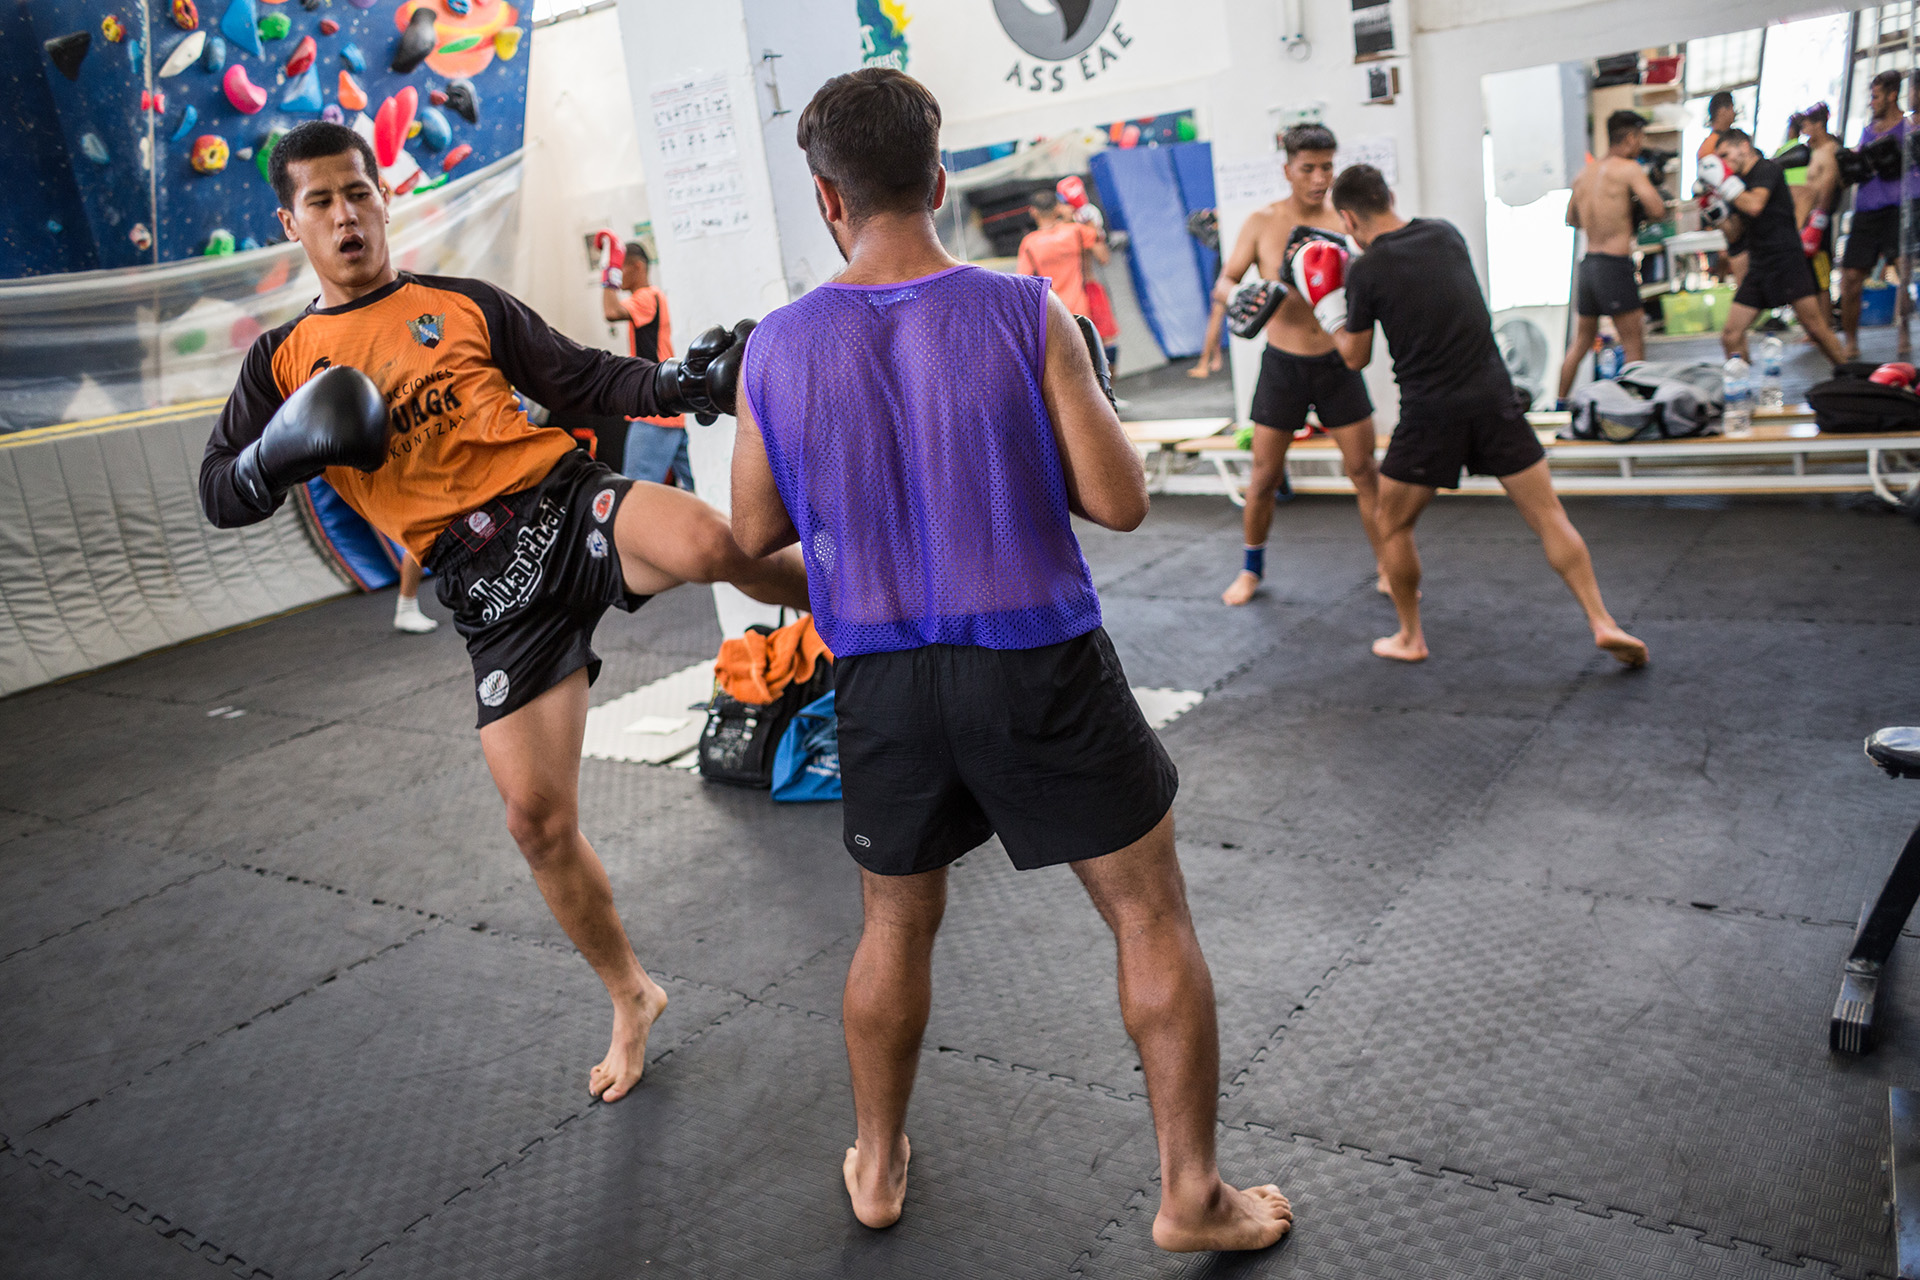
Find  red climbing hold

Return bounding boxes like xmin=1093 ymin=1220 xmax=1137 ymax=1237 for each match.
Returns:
xmin=318 ymin=17 xmax=338 ymax=34
xmin=373 ymin=85 xmax=418 ymax=167
xmin=441 ymin=142 xmax=471 ymax=173
xmin=284 ymin=34 xmax=315 ymax=74
xmin=429 ymin=87 xmax=447 ymax=105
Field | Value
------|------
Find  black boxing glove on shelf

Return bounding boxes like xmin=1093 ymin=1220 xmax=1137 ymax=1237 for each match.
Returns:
xmin=232 ymin=365 xmax=389 ymax=514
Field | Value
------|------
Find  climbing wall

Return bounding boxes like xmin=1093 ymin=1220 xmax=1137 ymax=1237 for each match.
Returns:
xmin=9 ymin=0 xmax=530 ymax=276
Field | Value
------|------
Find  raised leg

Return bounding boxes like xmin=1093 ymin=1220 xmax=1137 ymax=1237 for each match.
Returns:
xmin=1223 ymin=424 xmax=1292 ymax=606
xmin=479 ymin=670 xmax=669 ymax=1102
xmin=1371 ymin=475 xmax=1433 ymax=661
xmin=1073 ymin=812 xmax=1292 ymax=1252
xmin=612 ymin=478 xmax=810 ymax=609
xmin=1495 ymin=459 xmax=1647 ymax=666
xmin=842 ymin=866 xmax=947 ymax=1228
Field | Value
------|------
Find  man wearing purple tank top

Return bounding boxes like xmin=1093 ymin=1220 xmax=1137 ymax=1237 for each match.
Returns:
xmin=729 ymin=68 xmax=1293 ymax=1253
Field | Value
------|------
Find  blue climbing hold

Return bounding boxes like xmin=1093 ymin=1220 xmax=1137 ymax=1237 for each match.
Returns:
xmin=171 ymin=103 xmax=199 ymax=141
xmin=339 ymin=41 xmax=364 ymax=73
xmin=219 ymin=0 xmax=261 ymax=57
xmin=127 ymin=37 xmax=141 ymax=68
xmin=239 ymin=236 xmax=260 ymax=251
xmin=203 ymin=33 xmax=225 ymax=72
xmin=46 ymin=219 xmax=63 ymax=235
xmin=416 ymin=105 xmax=450 ymax=150
xmin=80 ymin=132 xmax=110 ymax=165
xmin=279 ymin=66 xmax=322 ymax=111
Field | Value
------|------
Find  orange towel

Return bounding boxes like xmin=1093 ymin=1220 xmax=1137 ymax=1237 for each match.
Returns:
xmin=713 ymin=615 xmax=831 ymax=705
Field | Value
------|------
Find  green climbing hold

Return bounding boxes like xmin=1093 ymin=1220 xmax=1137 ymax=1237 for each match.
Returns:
xmin=1175 ymin=116 xmax=1197 ymax=142
xmin=257 ymin=11 xmax=289 ymax=39
xmin=255 ymin=129 xmax=283 ymax=181
xmin=204 ymin=229 xmax=236 ymax=256
xmin=174 ymin=329 xmax=208 ymax=355
xmin=438 ymin=33 xmax=482 ymax=54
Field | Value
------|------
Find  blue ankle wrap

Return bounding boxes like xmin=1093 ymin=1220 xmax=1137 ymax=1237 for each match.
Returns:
xmin=1243 ymin=545 xmax=1266 ymax=578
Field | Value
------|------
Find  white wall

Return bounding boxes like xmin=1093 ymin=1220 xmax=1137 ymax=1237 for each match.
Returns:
xmin=513 ymin=7 xmax=650 ymax=352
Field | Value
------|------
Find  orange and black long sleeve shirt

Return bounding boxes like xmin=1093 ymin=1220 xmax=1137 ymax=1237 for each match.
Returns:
xmin=201 ymin=272 xmax=671 ymax=560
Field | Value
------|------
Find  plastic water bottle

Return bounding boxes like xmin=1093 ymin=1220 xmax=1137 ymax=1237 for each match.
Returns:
xmin=1757 ymin=335 xmax=1785 ymax=411
xmin=1595 ymin=335 xmax=1624 ymax=380
xmin=1722 ymin=356 xmax=1753 ymax=435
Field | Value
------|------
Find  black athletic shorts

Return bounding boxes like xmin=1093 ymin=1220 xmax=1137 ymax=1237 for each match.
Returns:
xmin=428 ymin=450 xmax=649 ymax=728
xmin=1575 ymin=253 xmax=1640 ymax=317
xmin=1841 ymin=204 xmax=1902 ymax=272
xmin=1732 ymin=249 xmax=1820 ymax=311
xmin=832 ymin=627 xmax=1178 ymax=877
xmin=1249 ymin=345 xmax=1372 ymax=433
xmin=1381 ymin=390 xmax=1546 ymax=490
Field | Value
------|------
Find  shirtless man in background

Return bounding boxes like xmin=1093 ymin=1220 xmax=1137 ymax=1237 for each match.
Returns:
xmin=1216 ymin=123 xmax=1386 ymax=606
xmin=1556 ymin=111 xmax=1667 ymax=403
xmin=1793 ymin=103 xmax=1841 ymax=293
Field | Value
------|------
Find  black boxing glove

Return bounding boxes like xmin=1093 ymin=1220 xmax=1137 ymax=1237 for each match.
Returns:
xmin=231 ymin=365 xmax=388 ymax=514
xmin=654 ymin=319 xmax=755 ymax=424
xmin=1838 ymin=146 xmax=1873 ymax=187
xmin=1075 ymin=313 xmax=1114 ymax=407
xmin=1774 ymin=142 xmax=1811 ymax=171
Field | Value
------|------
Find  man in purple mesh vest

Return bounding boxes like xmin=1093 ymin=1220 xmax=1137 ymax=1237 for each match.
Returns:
xmin=729 ymin=68 xmax=1293 ymax=1253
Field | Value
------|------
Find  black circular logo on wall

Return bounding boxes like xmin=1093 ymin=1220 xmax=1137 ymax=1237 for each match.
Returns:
xmin=993 ymin=0 xmax=1120 ymax=61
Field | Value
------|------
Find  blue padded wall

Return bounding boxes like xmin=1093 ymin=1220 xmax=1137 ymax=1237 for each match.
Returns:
xmin=8 ymin=0 xmax=530 ymax=277
xmin=1089 ymin=142 xmax=1214 ymax=359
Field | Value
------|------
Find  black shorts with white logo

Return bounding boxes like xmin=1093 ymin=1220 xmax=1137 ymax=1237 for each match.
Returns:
xmin=1381 ymin=388 xmax=1546 ymax=490
xmin=1249 ymin=345 xmax=1373 ymax=433
xmin=428 ymin=450 xmax=649 ymax=728
xmin=832 ymin=628 xmax=1178 ymax=877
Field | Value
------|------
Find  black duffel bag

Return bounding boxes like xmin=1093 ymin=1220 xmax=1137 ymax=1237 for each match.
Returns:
xmin=696 ymin=623 xmax=834 ymax=788
xmin=1807 ymin=362 xmax=1920 ymax=434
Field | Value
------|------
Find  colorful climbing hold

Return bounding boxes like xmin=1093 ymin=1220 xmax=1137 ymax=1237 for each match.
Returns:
xmin=339 ymin=41 xmax=365 ymax=73
xmin=239 ymin=237 xmax=260 ymax=252
xmin=173 ymin=0 xmax=199 ymax=30
xmin=391 ymin=6 xmax=436 ymax=73
xmin=141 ymin=90 xmax=167 ymax=116
xmin=428 ymin=87 xmax=446 ymax=105
xmin=280 ymin=66 xmax=322 ymax=111
xmin=1175 ymin=115 xmax=1197 ymax=142
xmin=318 ymin=17 xmax=338 ymax=34
xmin=446 ymin=0 xmax=468 ymax=13
xmin=394 ymin=169 xmax=421 ymax=195
xmin=127 ymin=35 xmax=142 ymax=67
xmin=407 ymin=120 xmax=421 ymax=138
xmin=373 ymin=86 xmax=417 ymax=167
xmin=337 ymin=69 xmax=368 ymax=111
xmin=440 ymin=142 xmax=470 ymax=173
xmin=159 ymin=29 xmax=206 ymax=76
xmin=130 ymin=223 xmax=153 ymax=251
xmin=416 ymin=104 xmax=450 ymax=150
xmin=254 ymin=129 xmax=283 ymax=180
xmin=322 ymin=103 xmax=344 ymax=124
xmin=45 ymin=220 xmax=63 ymax=235
xmin=236 ymin=146 xmax=253 ymax=159
xmin=230 ymin=315 xmax=264 ymax=347
xmin=191 ymin=134 xmax=230 ymax=173
xmin=171 ymin=103 xmax=200 ymax=141
xmin=223 ymin=63 xmax=269 ymax=113
xmin=174 ymin=329 xmax=208 ymax=355
xmin=219 ymin=0 xmax=262 ymax=56
xmin=493 ymin=26 xmax=522 ymax=59
xmin=203 ymin=33 xmax=226 ymax=71
xmin=285 ymin=34 xmax=315 ymax=73
xmin=44 ymin=31 xmax=90 ymax=80
xmin=101 ymin=15 xmax=126 ymax=43
xmin=205 ymin=229 xmax=236 ymax=256
xmin=443 ymin=78 xmax=477 ymax=124
xmin=347 ymin=0 xmax=376 ymax=8
xmin=80 ymin=133 xmax=110 ymax=165
xmin=258 ymin=12 xmax=291 ymax=39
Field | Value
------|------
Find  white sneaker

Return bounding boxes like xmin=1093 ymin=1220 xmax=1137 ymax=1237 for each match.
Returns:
xmin=394 ymin=598 xmax=439 ymax=633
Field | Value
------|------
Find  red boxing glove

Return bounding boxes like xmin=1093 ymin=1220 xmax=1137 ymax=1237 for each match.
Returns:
xmin=591 ymin=229 xmax=624 ymax=289
xmin=1290 ymin=239 xmax=1349 ymax=332
xmin=1056 ymin=175 xmax=1088 ymax=210
xmin=1869 ymin=361 xmax=1917 ymax=389
xmin=1801 ymin=209 xmax=1829 ymax=257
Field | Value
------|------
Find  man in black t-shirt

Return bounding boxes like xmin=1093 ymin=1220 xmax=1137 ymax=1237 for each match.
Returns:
xmin=1326 ymin=165 xmax=1647 ymax=669
xmin=1708 ymin=129 xmax=1845 ymax=364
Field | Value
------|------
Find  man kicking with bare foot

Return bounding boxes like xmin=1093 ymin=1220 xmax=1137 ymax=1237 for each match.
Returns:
xmin=730 ymin=69 xmax=1293 ymax=1252
xmin=1326 ymin=164 xmax=1647 ymax=668
xmin=201 ymin=121 xmax=811 ymax=1103
xmin=1215 ymin=123 xmax=1387 ymax=606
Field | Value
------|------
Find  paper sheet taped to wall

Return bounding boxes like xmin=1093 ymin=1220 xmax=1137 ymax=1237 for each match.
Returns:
xmin=651 ymin=75 xmax=751 ymax=239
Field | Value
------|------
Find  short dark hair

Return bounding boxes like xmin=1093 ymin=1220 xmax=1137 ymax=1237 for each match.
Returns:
xmin=795 ymin=67 xmax=942 ymax=221
xmin=1282 ymin=123 xmax=1338 ymax=157
xmin=1330 ymin=164 xmax=1391 ymax=216
xmin=1874 ymin=69 xmax=1903 ymax=95
xmin=268 ymin=121 xmax=381 ymax=208
xmin=624 ymin=241 xmax=649 ymax=265
xmin=1028 ymin=188 xmax=1059 ymax=213
xmin=1707 ymin=90 xmax=1736 ymax=120
xmin=1803 ymin=101 xmax=1831 ymax=122
xmin=1607 ymin=110 xmax=1647 ymax=145
xmin=1717 ymin=127 xmax=1752 ymax=149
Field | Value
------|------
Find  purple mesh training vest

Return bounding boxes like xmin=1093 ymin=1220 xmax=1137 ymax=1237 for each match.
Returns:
xmin=742 ymin=264 xmax=1100 ymax=657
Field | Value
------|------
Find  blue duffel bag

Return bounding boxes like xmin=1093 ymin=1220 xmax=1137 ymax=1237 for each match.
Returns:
xmin=771 ymin=691 xmax=841 ymax=803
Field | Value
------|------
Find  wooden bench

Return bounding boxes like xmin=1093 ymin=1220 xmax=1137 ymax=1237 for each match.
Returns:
xmin=1163 ymin=409 xmax=1920 ymax=504
xmin=1124 ymin=418 xmax=1233 ymax=492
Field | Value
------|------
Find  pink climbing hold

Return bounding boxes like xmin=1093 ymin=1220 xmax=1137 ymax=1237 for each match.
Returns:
xmin=440 ymin=142 xmax=471 ymax=173
xmin=372 ymin=85 xmax=417 ymax=168
xmin=223 ymin=63 xmax=268 ymax=113
xmin=284 ymin=33 xmax=314 ymax=74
